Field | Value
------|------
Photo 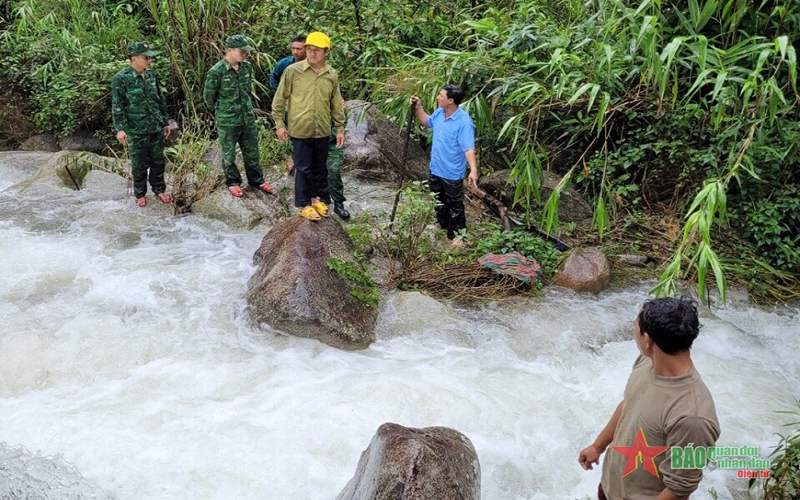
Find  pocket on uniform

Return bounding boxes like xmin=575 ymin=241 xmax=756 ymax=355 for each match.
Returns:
xmin=127 ymin=88 xmax=146 ymax=107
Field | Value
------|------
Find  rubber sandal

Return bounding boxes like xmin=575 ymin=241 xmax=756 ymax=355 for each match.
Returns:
xmin=299 ymin=206 xmax=321 ymax=221
xmin=311 ymin=201 xmax=330 ymax=217
xmin=258 ymin=182 xmax=276 ymax=195
xmin=157 ymin=193 xmax=172 ymax=203
xmin=228 ymin=186 xmax=243 ymax=197
xmin=135 ymin=197 xmax=147 ymax=207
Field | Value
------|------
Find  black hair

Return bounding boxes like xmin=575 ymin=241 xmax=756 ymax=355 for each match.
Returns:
xmin=442 ymin=84 xmax=465 ymax=105
xmin=291 ymin=36 xmax=306 ymax=44
xmin=638 ymin=297 xmax=701 ymax=355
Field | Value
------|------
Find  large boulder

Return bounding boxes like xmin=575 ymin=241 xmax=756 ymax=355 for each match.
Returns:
xmin=191 ymin=185 xmax=290 ymax=229
xmin=19 ymin=134 xmax=60 ymax=152
xmin=81 ymin=169 xmax=129 ymax=198
xmin=246 ymin=217 xmax=377 ymax=350
xmin=11 ymin=151 xmax=128 ymax=194
xmin=58 ymin=130 xmax=108 ymax=154
xmin=551 ymin=247 xmax=610 ymax=293
xmin=336 ymin=423 xmax=481 ymax=500
xmin=480 ymin=169 xmax=593 ymax=224
xmin=344 ymin=101 xmax=429 ymax=182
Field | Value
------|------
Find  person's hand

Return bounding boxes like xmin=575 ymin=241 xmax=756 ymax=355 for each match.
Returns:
xmin=163 ymin=125 xmax=171 ymax=139
xmin=468 ymin=170 xmax=478 ymax=189
xmin=336 ymin=133 xmax=345 ymax=148
xmin=276 ymin=128 xmax=289 ymax=142
xmin=409 ymin=95 xmax=420 ymax=108
xmin=116 ymin=130 xmax=128 ymax=146
xmin=578 ymin=444 xmax=603 ymax=471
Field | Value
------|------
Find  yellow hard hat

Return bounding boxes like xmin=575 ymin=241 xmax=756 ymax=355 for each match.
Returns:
xmin=305 ymin=31 xmax=331 ymax=49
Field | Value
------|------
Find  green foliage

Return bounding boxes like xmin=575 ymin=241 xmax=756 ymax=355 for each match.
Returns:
xmin=470 ymin=227 xmax=565 ymax=280
xmin=379 ymin=181 xmax=437 ymax=270
xmin=750 ymin=400 xmax=800 ymax=499
xmin=739 ymin=185 xmax=800 ymax=273
xmin=325 ymin=257 xmax=380 ymax=308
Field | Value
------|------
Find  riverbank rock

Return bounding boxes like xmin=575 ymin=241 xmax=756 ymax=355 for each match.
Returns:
xmin=19 ymin=134 xmax=60 ymax=152
xmin=11 ymin=151 xmax=128 ymax=195
xmin=81 ymin=170 xmax=129 ymax=197
xmin=344 ymin=100 xmax=429 ymax=182
xmin=552 ymin=247 xmax=611 ymax=293
xmin=246 ymin=217 xmax=377 ymax=350
xmin=58 ymin=131 xmax=108 ymax=154
xmin=336 ymin=423 xmax=480 ymax=500
xmin=480 ymin=169 xmax=593 ymax=224
xmin=191 ymin=185 xmax=290 ymax=229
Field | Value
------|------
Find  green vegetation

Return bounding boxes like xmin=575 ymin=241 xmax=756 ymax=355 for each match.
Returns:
xmin=0 ymin=0 xmax=797 ymax=303
xmin=325 ymin=257 xmax=380 ymax=308
xmin=750 ymin=400 xmax=800 ymax=499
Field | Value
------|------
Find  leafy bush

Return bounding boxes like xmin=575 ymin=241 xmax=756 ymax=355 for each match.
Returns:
xmin=470 ymin=227 xmax=565 ymax=280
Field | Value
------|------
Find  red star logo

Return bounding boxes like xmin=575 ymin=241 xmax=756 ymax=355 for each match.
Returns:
xmin=611 ymin=428 xmax=669 ymax=477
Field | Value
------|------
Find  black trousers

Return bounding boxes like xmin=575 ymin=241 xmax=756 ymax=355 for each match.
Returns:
xmin=429 ymin=174 xmax=466 ymax=239
xmin=291 ymin=137 xmax=329 ymax=208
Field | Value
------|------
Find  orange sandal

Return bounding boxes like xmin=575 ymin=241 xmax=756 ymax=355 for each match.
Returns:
xmin=299 ymin=206 xmax=321 ymax=221
xmin=135 ymin=197 xmax=147 ymax=207
xmin=228 ymin=185 xmax=243 ymax=197
xmin=311 ymin=201 xmax=330 ymax=217
xmin=157 ymin=193 xmax=172 ymax=203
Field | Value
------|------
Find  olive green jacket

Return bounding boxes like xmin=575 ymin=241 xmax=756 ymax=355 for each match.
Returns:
xmin=111 ymin=66 xmax=169 ymax=135
xmin=272 ymin=60 xmax=345 ymax=139
xmin=203 ymin=59 xmax=257 ymax=127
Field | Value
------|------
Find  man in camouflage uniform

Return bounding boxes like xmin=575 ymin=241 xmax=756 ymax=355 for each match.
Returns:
xmin=111 ymin=41 xmax=172 ymax=207
xmin=203 ymin=34 xmax=274 ymax=197
xmin=320 ymin=126 xmax=350 ymax=219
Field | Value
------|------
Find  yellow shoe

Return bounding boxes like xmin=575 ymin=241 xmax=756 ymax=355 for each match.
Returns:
xmin=311 ymin=201 xmax=330 ymax=217
xmin=299 ymin=206 xmax=321 ymax=221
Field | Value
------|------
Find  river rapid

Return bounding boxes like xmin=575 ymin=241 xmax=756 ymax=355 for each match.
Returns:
xmin=1 ymin=153 xmax=798 ymax=499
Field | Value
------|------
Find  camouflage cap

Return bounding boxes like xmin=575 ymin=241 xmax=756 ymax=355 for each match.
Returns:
xmin=128 ymin=41 xmax=159 ymax=57
xmin=226 ymin=35 xmax=255 ymax=52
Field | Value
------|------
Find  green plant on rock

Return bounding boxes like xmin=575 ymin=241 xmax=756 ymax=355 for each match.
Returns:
xmin=749 ymin=400 xmax=800 ymax=500
xmin=326 ymin=257 xmax=380 ymax=308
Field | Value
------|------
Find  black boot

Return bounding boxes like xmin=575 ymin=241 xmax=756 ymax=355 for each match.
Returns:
xmin=333 ymin=202 xmax=350 ymax=220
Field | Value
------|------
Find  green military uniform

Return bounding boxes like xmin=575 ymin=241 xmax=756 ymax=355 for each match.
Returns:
xmin=320 ymin=130 xmax=350 ymax=218
xmin=111 ymin=41 xmax=169 ymax=199
xmin=203 ymin=35 xmax=265 ymax=188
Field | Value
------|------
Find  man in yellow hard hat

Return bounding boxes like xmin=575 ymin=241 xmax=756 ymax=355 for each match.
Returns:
xmin=272 ymin=31 xmax=346 ymax=221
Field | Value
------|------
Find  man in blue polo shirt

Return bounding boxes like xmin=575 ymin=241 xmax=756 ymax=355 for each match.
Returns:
xmin=410 ymin=85 xmax=478 ymax=243
xmin=269 ymin=36 xmax=306 ymax=90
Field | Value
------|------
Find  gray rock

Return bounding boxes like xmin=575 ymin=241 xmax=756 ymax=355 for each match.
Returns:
xmin=616 ymin=254 xmax=651 ymax=268
xmin=19 ymin=134 xmax=60 ymax=152
xmin=246 ymin=217 xmax=377 ymax=350
xmin=81 ymin=170 xmax=129 ymax=197
xmin=344 ymin=101 xmax=429 ymax=182
xmin=190 ymin=185 xmax=290 ymax=229
xmin=480 ymin=169 xmax=593 ymax=223
xmin=336 ymin=423 xmax=481 ymax=500
xmin=0 ymin=443 xmax=109 ymax=500
xmin=58 ymin=131 xmax=108 ymax=154
xmin=11 ymin=151 xmax=128 ymax=193
xmin=552 ymin=247 xmax=611 ymax=294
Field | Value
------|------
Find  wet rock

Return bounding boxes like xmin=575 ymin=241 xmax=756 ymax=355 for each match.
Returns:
xmin=81 ymin=170 xmax=129 ymax=198
xmin=0 ymin=443 xmax=110 ymax=500
xmin=344 ymin=101 xmax=429 ymax=182
xmin=480 ymin=169 xmax=592 ymax=224
xmin=12 ymin=151 xmax=128 ymax=194
xmin=336 ymin=422 xmax=480 ymax=500
xmin=58 ymin=130 xmax=108 ymax=154
xmin=191 ymin=185 xmax=291 ymax=229
xmin=552 ymin=247 xmax=611 ymax=293
xmin=616 ymin=254 xmax=651 ymax=268
xmin=247 ymin=217 xmax=377 ymax=350
xmin=19 ymin=134 xmax=60 ymax=152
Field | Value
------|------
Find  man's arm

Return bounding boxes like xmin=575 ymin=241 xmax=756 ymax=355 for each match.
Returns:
xmin=578 ymin=400 xmax=623 ymax=470
xmin=272 ymin=68 xmax=291 ymax=141
xmin=656 ymin=489 xmax=688 ymax=500
xmin=409 ymin=95 xmax=431 ymax=128
xmin=155 ymin=74 xmax=170 ymax=138
xmin=465 ymin=149 xmax=478 ymax=188
xmin=202 ymin=68 xmax=219 ymax=112
xmin=111 ymin=74 xmax=129 ymax=145
xmin=331 ymin=80 xmax=346 ymax=147
xmin=269 ymin=58 xmax=287 ymax=91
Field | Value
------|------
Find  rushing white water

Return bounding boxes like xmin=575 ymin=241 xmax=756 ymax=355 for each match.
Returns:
xmin=1 ymin=153 xmax=798 ymax=500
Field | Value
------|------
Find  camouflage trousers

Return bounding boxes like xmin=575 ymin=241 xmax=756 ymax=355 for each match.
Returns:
xmin=320 ymin=142 xmax=346 ymax=205
xmin=218 ymin=123 xmax=264 ymax=187
xmin=129 ymin=131 xmax=166 ymax=198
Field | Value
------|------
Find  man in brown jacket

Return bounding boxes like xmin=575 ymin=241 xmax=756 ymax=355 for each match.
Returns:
xmin=579 ymin=297 xmax=720 ymax=500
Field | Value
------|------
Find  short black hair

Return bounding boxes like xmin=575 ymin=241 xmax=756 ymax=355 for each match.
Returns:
xmin=638 ymin=297 xmax=701 ymax=355
xmin=442 ymin=84 xmax=465 ymax=105
xmin=291 ymin=36 xmax=306 ymax=44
